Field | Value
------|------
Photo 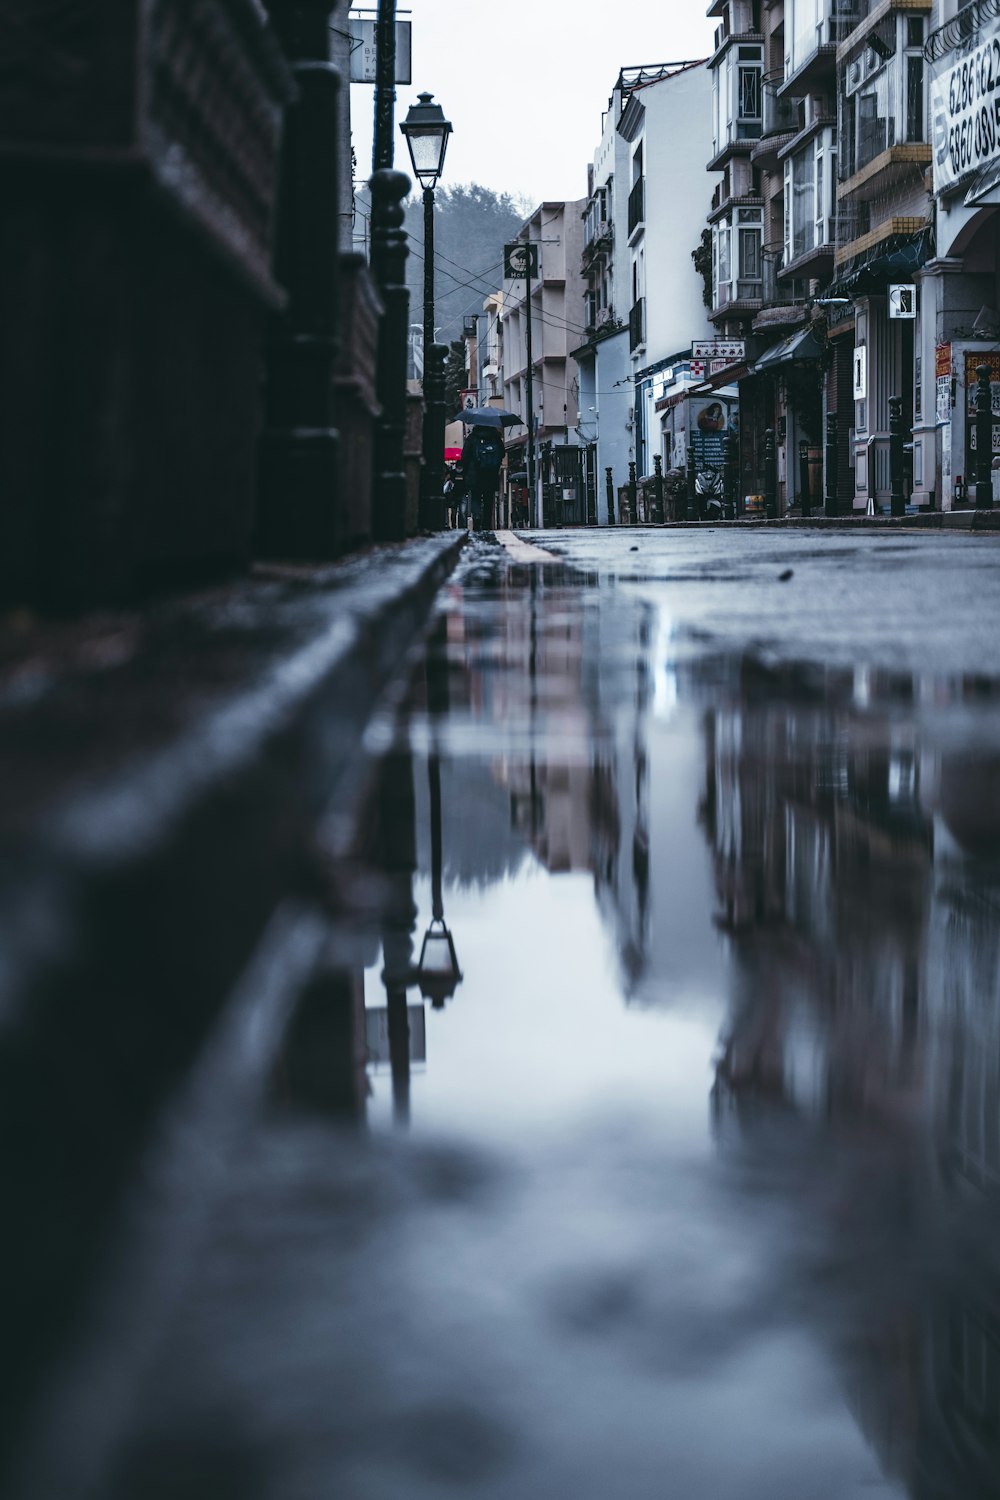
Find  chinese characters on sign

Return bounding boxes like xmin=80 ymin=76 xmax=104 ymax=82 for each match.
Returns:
xmin=692 ymin=340 xmax=745 ymax=361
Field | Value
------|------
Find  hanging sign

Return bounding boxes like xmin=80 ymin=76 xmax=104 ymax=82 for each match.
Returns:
xmin=692 ymin=339 xmax=745 ymax=360
xmin=504 ymin=242 xmax=538 ymax=279
xmin=348 ymin=18 xmax=412 ymax=83
xmin=929 ymin=11 xmax=1000 ymax=195
xmin=853 ymin=344 xmax=867 ymax=401
xmin=888 ymin=284 xmax=916 ymax=319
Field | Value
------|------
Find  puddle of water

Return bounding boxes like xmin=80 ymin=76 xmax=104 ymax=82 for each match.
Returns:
xmin=76 ymin=541 xmax=1000 ymax=1500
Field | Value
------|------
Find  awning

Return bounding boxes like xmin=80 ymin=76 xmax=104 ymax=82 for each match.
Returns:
xmin=654 ymin=362 xmax=749 ymax=412
xmin=965 ymin=154 xmax=1000 ymax=206
xmin=829 ymin=226 xmax=932 ymax=298
xmin=751 ymin=324 xmax=823 ymax=373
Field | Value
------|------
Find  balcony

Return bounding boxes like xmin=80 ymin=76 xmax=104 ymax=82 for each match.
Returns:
xmin=629 ymin=297 xmax=645 ymax=353
xmin=709 ymin=187 xmax=764 ymax=223
xmin=752 ymin=83 xmax=800 ymax=170
xmin=779 ymin=218 xmax=837 ymax=281
xmin=777 ymin=8 xmax=862 ymax=99
xmin=710 ymin=280 xmax=763 ymax=325
xmin=628 ymin=177 xmax=645 ymax=239
xmin=838 ymin=142 xmax=932 ymax=202
xmin=582 ymin=218 xmax=613 ymax=263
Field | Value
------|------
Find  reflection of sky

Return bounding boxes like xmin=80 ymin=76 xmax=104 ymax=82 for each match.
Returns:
xmin=365 ymin=865 xmax=725 ymax=1145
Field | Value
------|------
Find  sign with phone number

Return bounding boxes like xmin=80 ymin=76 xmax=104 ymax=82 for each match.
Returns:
xmin=931 ymin=17 xmax=1000 ymax=193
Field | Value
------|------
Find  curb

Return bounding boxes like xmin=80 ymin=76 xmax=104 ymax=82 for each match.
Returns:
xmin=0 ymin=531 xmax=465 ymax=1469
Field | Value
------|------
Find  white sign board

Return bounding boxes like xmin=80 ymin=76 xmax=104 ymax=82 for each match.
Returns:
xmin=888 ymin=284 xmax=916 ymax=319
xmin=692 ymin=339 xmax=745 ymax=360
xmin=349 ymin=18 xmax=413 ymax=83
xmin=929 ymin=13 xmax=1000 ymax=194
xmin=853 ymin=345 xmax=867 ymax=401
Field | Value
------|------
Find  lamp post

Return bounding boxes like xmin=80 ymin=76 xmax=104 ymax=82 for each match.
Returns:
xmin=401 ymin=92 xmax=453 ymax=529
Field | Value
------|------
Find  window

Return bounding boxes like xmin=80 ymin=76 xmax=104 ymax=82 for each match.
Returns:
xmin=739 ymin=227 xmax=761 ymax=280
xmin=784 ymin=130 xmax=834 ymax=262
xmin=840 ymin=14 xmax=927 ymax=181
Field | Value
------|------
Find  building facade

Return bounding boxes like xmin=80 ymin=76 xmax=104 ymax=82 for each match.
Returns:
xmin=574 ymin=63 xmax=717 ymax=515
xmin=500 ymin=199 xmax=587 ymax=526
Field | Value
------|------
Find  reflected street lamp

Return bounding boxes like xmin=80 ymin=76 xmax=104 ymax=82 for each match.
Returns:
xmin=401 ymin=92 xmax=453 ymax=528
xmin=414 ymin=742 xmax=462 ymax=1009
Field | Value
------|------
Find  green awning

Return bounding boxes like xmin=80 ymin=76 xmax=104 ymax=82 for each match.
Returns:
xmin=752 ymin=324 xmax=823 ymax=373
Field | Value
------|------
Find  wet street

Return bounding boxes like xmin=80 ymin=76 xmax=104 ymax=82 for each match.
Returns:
xmin=17 ymin=529 xmax=1000 ymax=1500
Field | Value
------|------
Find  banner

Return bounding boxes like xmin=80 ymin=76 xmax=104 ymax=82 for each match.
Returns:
xmin=930 ymin=12 xmax=1000 ymax=194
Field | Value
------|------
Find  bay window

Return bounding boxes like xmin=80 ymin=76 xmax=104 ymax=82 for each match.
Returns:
xmin=784 ymin=128 xmax=836 ymax=263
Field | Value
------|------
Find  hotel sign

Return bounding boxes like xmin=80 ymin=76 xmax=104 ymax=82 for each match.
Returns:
xmin=930 ymin=11 xmax=1000 ymax=194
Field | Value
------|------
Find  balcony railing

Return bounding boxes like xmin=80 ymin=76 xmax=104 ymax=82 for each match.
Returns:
xmin=628 ymin=177 xmax=645 ymax=237
xmin=762 ymin=87 xmax=800 ymax=138
xmin=629 ymin=297 xmax=645 ymax=352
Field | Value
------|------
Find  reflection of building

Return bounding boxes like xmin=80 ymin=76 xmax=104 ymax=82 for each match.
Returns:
xmin=702 ymin=657 xmax=1000 ymax=1500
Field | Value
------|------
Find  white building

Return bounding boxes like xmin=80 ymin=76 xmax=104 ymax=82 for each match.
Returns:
xmin=576 ymin=63 xmax=718 ymax=504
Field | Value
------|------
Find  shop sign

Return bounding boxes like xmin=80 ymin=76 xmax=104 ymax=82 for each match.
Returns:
xmin=692 ymin=339 xmax=745 ymax=361
xmin=853 ymin=345 xmax=867 ymax=401
xmin=964 ymin=351 xmax=1000 ymax=477
xmin=504 ymin=242 xmax=538 ymax=279
xmin=888 ymin=285 xmax=916 ymax=319
xmin=930 ymin=12 xmax=1000 ymax=195
xmin=937 ymin=345 xmax=953 ymax=423
xmin=349 ymin=18 xmax=412 ymax=83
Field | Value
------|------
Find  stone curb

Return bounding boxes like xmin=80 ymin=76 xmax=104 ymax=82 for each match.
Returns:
xmin=0 ymin=531 xmax=465 ymax=1471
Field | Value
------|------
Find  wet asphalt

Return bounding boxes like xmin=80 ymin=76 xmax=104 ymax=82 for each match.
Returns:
xmin=15 ymin=527 xmax=1000 ymax=1500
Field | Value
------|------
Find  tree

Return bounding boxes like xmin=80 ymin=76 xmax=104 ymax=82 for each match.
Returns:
xmin=444 ymin=339 xmax=468 ymax=417
xmin=692 ymin=227 xmax=713 ymax=311
xmin=403 ymin=183 xmax=525 ymax=347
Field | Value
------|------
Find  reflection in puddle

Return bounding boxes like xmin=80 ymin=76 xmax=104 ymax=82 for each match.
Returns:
xmin=354 ymin=549 xmax=1000 ymax=1498
xmin=91 ymin=543 xmax=1000 ymax=1500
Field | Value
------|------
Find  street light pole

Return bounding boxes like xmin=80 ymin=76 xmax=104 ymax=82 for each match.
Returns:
xmin=373 ymin=0 xmax=397 ymax=171
xmin=525 ymin=247 xmax=536 ymax=527
xmin=423 ymin=187 xmax=435 ymax=362
xmin=401 ymin=93 xmax=453 ymax=531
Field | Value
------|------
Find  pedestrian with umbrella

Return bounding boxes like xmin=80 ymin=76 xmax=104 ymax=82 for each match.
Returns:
xmin=454 ymin=409 xmax=521 ymax=530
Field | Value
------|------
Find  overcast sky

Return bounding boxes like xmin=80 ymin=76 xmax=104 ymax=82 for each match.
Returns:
xmin=350 ymin=0 xmax=716 ymax=208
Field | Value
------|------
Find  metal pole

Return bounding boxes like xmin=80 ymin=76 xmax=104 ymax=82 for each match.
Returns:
xmin=798 ymin=438 xmax=811 ymax=518
xmin=628 ymin=460 xmax=638 ymax=525
xmin=421 ymin=342 xmax=447 ymax=529
xmin=525 ymin=247 xmax=536 ymax=527
xmin=369 ymin=168 xmax=411 ymax=540
xmin=764 ymin=427 xmax=777 ymax=519
xmin=724 ymin=424 xmax=739 ymax=518
xmin=889 ymin=394 xmax=905 ymax=517
xmin=653 ymin=454 xmax=664 ymax=524
xmin=606 ymin=466 xmax=616 ymax=525
xmin=372 ymin=0 xmax=397 ymax=171
xmin=824 ymin=411 xmax=839 ymax=517
xmin=975 ymin=363 xmax=994 ymax=510
xmin=422 ymin=186 xmax=435 ymax=364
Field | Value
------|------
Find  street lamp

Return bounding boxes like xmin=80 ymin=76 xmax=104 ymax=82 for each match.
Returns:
xmin=401 ymin=92 xmax=453 ymax=528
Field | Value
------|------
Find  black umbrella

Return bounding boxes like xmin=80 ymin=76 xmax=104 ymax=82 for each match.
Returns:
xmin=455 ymin=407 xmax=522 ymax=429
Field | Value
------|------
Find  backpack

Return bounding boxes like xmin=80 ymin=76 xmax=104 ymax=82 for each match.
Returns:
xmin=474 ymin=431 xmax=504 ymax=471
